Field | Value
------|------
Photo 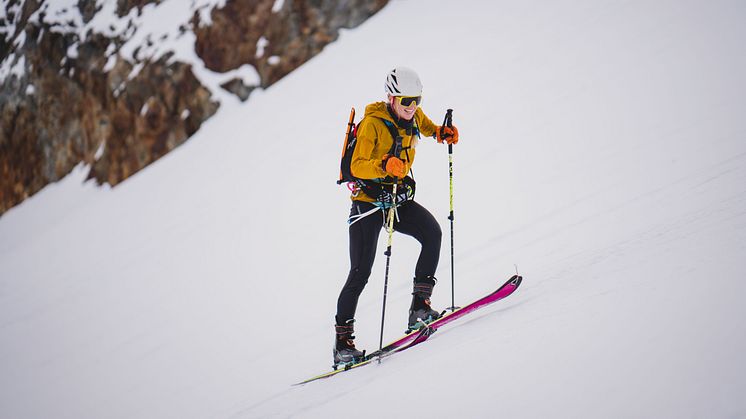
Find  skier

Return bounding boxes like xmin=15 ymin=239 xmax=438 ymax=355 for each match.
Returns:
xmin=334 ymin=67 xmax=459 ymax=365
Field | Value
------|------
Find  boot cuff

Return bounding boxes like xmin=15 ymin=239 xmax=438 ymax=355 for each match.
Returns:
xmin=413 ymin=282 xmax=434 ymax=298
xmin=335 ymin=319 xmax=356 ymax=339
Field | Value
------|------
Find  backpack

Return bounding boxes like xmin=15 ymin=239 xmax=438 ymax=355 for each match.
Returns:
xmin=337 ymin=107 xmax=416 ymax=206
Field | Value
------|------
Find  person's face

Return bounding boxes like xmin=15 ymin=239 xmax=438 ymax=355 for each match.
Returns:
xmin=389 ymin=95 xmax=421 ymax=121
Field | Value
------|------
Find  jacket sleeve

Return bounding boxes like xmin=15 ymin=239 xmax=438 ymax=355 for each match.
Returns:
xmin=350 ymin=117 xmax=389 ymax=180
xmin=416 ymin=108 xmax=438 ymax=138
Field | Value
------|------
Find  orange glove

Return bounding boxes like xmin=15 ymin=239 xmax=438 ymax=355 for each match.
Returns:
xmin=382 ymin=154 xmax=407 ymax=178
xmin=436 ymin=125 xmax=459 ymax=145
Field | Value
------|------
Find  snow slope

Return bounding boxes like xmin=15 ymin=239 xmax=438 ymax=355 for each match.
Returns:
xmin=2 ymin=1 xmax=746 ymax=418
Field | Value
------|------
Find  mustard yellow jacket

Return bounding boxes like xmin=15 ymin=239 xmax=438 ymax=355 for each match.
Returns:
xmin=351 ymin=102 xmax=438 ymax=202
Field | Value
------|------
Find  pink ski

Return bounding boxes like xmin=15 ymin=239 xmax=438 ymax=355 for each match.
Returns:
xmin=295 ymin=275 xmax=522 ymax=385
xmin=383 ymin=274 xmax=523 ymax=351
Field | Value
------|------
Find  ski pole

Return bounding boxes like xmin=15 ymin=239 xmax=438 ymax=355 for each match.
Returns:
xmin=379 ymin=131 xmax=404 ymax=359
xmin=379 ymin=181 xmax=398 ymax=361
xmin=441 ymin=109 xmax=458 ymax=312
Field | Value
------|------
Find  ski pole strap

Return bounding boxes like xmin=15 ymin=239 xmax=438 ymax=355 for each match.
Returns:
xmin=386 ymin=183 xmax=398 ymax=237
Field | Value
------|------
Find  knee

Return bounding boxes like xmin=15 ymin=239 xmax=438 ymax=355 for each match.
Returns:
xmin=344 ymin=268 xmax=370 ymax=293
xmin=428 ymin=223 xmax=442 ymax=247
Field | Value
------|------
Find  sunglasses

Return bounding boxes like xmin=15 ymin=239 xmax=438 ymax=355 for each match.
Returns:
xmin=395 ymin=96 xmax=422 ymax=107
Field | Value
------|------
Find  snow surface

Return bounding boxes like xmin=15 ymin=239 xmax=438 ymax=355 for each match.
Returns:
xmin=2 ymin=1 xmax=746 ymax=418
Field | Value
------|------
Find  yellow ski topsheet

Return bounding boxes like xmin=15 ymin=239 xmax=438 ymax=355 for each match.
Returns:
xmin=295 ymin=358 xmax=375 ymax=385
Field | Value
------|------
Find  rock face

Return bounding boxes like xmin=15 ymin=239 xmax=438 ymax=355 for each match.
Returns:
xmin=0 ymin=0 xmax=388 ymax=215
xmin=194 ymin=0 xmax=388 ymax=87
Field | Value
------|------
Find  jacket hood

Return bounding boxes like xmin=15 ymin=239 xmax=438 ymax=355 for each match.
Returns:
xmin=363 ymin=102 xmax=394 ymax=121
xmin=364 ymin=101 xmax=416 ymax=130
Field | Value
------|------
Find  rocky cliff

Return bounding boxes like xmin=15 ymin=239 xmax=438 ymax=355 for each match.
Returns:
xmin=0 ymin=0 xmax=387 ymax=215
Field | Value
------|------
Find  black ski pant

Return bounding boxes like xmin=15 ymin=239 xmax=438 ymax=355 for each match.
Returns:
xmin=336 ymin=200 xmax=442 ymax=324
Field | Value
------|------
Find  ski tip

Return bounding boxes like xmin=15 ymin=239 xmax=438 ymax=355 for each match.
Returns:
xmin=509 ymin=274 xmax=523 ymax=284
xmin=499 ymin=274 xmax=523 ymax=293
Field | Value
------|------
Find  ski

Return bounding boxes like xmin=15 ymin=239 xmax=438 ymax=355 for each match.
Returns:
xmin=294 ymin=324 xmax=433 ymax=384
xmin=294 ymin=274 xmax=523 ymax=385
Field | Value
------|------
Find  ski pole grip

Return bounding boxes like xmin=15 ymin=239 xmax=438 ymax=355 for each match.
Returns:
xmin=442 ymin=109 xmax=454 ymax=152
xmin=440 ymin=109 xmax=453 ymax=139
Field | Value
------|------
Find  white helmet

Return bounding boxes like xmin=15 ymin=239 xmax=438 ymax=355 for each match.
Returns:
xmin=384 ymin=66 xmax=422 ymax=97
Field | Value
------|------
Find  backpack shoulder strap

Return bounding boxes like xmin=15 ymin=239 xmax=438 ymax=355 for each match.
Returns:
xmin=379 ymin=118 xmax=403 ymax=159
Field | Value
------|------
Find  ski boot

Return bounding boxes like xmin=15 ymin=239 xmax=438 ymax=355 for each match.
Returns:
xmin=407 ymin=276 xmax=442 ymax=333
xmin=333 ymin=318 xmax=365 ymax=369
